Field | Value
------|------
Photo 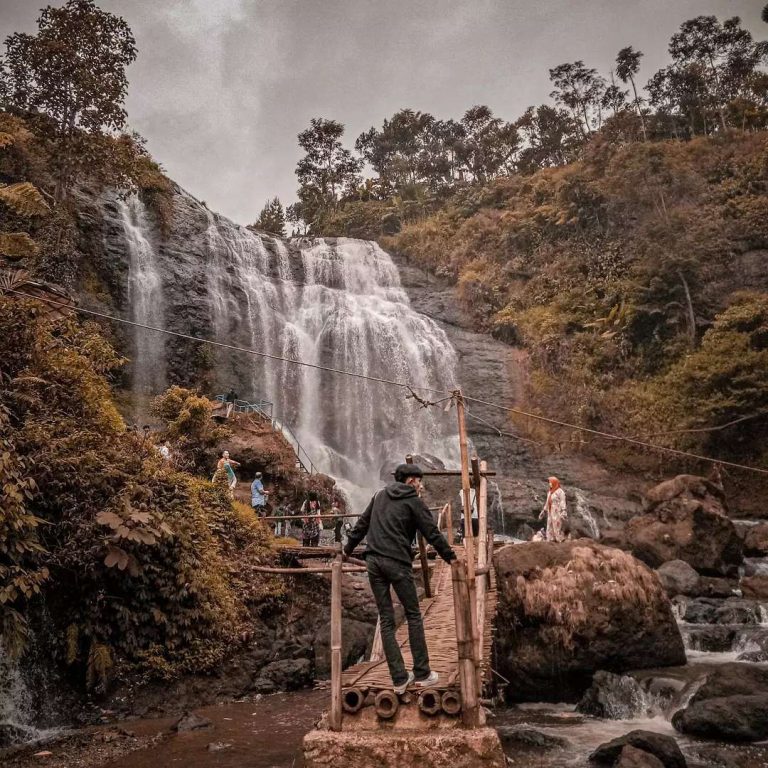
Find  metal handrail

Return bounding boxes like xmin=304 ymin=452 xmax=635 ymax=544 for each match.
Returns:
xmin=215 ymin=395 xmax=273 ymax=420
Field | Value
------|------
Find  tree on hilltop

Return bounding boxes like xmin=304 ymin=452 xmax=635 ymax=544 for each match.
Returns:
xmin=549 ymin=61 xmax=607 ymax=137
xmin=0 ymin=0 xmax=137 ymax=200
xmin=616 ymin=46 xmax=647 ymax=140
xmin=251 ymin=197 xmax=286 ymax=237
xmin=455 ymin=105 xmax=520 ymax=183
xmin=295 ymin=118 xmax=361 ymax=228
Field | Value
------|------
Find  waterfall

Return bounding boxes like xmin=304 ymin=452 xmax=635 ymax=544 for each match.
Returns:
xmin=0 ymin=645 xmax=57 ymax=748
xmin=119 ymin=195 xmax=166 ymax=407
xmin=118 ymin=197 xmax=461 ymax=508
xmin=570 ymin=489 xmax=601 ymax=539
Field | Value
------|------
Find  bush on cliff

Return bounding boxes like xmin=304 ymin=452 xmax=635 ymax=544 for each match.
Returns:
xmin=0 ymin=296 xmax=282 ymax=688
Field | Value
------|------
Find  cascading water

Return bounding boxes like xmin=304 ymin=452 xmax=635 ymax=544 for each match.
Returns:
xmin=119 ymin=195 xmax=166 ymax=406
xmin=203 ymin=221 xmax=460 ymax=507
xmin=570 ymin=489 xmax=601 ymax=539
xmin=0 ymin=645 xmax=57 ymax=748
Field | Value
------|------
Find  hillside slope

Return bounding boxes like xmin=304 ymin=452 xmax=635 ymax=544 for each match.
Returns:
xmin=384 ymin=133 xmax=768 ymax=483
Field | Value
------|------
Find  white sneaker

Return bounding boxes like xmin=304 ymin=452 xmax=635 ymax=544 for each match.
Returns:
xmin=393 ymin=672 xmax=415 ymax=695
xmin=414 ymin=671 xmax=439 ymax=688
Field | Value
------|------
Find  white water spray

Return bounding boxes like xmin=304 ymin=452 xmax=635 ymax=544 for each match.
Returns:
xmin=119 ymin=196 xmax=166 ymax=404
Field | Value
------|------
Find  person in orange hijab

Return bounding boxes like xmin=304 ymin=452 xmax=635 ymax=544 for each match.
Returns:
xmin=539 ymin=476 xmax=568 ymax=542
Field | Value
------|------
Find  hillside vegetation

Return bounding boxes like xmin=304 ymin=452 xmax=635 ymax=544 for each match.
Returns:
xmin=388 ymin=133 xmax=768 ymax=470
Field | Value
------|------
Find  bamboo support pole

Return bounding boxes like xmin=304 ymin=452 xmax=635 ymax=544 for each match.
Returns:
xmin=446 ymin=502 xmax=454 ymax=545
xmin=329 ymin=544 xmax=343 ymax=731
xmin=450 ymin=559 xmax=481 ymax=727
xmin=417 ymin=532 xmax=432 ymax=597
xmin=455 ymin=391 xmax=481 ymax=696
xmin=475 ymin=459 xmax=489 ymax=692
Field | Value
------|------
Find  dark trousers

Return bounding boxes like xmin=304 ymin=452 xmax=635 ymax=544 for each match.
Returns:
xmin=302 ymin=535 xmax=319 ymax=547
xmin=367 ymin=554 xmax=430 ymax=686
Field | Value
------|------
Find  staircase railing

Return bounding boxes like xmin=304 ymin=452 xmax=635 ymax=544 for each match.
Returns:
xmin=272 ymin=417 xmax=318 ymax=475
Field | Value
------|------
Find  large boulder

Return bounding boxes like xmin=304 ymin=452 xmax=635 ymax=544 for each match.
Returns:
xmin=494 ymin=541 xmax=685 ymax=701
xmin=740 ymin=575 xmax=768 ymax=599
xmin=655 ymin=560 xmax=700 ymax=597
xmin=744 ymin=523 xmax=768 ymax=556
xmin=627 ymin=475 xmax=742 ymax=575
xmin=672 ymin=664 xmax=768 ymax=742
xmin=589 ymin=730 xmax=687 ymax=768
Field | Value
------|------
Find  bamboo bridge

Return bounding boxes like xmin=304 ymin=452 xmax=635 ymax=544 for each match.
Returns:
xmin=255 ymin=392 xmax=507 ymax=766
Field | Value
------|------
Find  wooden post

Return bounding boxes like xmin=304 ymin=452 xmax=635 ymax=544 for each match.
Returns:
xmin=475 ymin=459 xmax=489 ymax=692
xmin=329 ymin=544 xmax=343 ymax=731
xmin=451 ymin=559 xmax=481 ymax=727
xmin=454 ymin=390 xmax=481 ymax=693
xmin=455 ymin=392 xmax=475 ymax=559
xmin=417 ymin=532 xmax=432 ymax=597
xmin=446 ymin=502 xmax=454 ymax=545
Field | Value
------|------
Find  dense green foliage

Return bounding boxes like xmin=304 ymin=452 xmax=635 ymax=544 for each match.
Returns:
xmin=250 ymin=196 xmax=286 ymax=237
xmin=1 ymin=0 xmax=137 ymax=202
xmin=0 ymin=299 xmax=281 ymax=685
xmin=0 ymin=2 xmax=172 ymax=286
xmin=389 ymin=133 xmax=768 ymax=468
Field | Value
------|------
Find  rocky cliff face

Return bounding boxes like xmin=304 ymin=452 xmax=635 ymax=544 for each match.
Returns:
xmin=74 ymin=187 xmax=461 ymax=510
xmin=392 ymin=253 xmax=645 ymax=535
xmin=72 ymin=183 xmax=650 ymax=529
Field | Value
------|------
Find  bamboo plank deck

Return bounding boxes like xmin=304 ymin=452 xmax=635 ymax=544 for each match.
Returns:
xmin=341 ymin=545 xmax=496 ymax=693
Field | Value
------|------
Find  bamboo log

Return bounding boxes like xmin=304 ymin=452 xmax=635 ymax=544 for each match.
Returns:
xmin=450 ymin=559 xmax=481 ymax=727
xmin=342 ymin=687 xmax=365 ymax=714
xmin=446 ymin=502 xmax=454 ymax=545
xmin=374 ymin=690 xmax=399 ymax=719
xmin=455 ymin=392 xmax=481 ymax=702
xmin=417 ymin=689 xmax=442 ymax=716
xmin=441 ymin=690 xmax=462 ymax=716
xmin=329 ymin=545 xmax=343 ymax=731
xmin=252 ymin=565 xmax=366 ymax=574
xmin=476 ymin=459 xmax=489 ymax=692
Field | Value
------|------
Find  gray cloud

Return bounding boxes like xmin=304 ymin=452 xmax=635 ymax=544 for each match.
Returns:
xmin=1 ymin=0 xmax=765 ymax=223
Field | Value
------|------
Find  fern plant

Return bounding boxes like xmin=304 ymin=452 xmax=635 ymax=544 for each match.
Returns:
xmin=0 ymin=134 xmax=50 ymax=261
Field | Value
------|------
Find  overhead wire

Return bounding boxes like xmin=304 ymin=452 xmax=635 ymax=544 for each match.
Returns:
xmin=5 ymin=287 xmax=450 ymax=396
xmin=461 ymin=393 xmax=768 ymax=476
xmin=6 ymin=285 xmax=768 ymax=477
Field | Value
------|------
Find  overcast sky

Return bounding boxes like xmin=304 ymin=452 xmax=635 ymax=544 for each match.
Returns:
xmin=1 ymin=0 xmax=765 ymax=224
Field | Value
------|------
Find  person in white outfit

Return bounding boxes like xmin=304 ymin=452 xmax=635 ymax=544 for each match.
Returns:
xmin=539 ymin=476 xmax=568 ymax=542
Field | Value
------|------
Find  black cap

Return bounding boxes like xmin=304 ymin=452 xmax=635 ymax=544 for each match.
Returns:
xmin=394 ymin=463 xmax=423 ymax=481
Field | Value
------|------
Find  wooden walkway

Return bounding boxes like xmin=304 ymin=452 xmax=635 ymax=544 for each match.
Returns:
xmin=341 ymin=546 xmax=496 ymax=694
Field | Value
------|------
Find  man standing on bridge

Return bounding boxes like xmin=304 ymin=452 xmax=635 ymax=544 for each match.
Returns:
xmin=344 ymin=463 xmax=456 ymax=693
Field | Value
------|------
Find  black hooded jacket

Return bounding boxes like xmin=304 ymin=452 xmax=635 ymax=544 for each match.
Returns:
xmin=344 ymin=482 xmax=456 ymax=566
